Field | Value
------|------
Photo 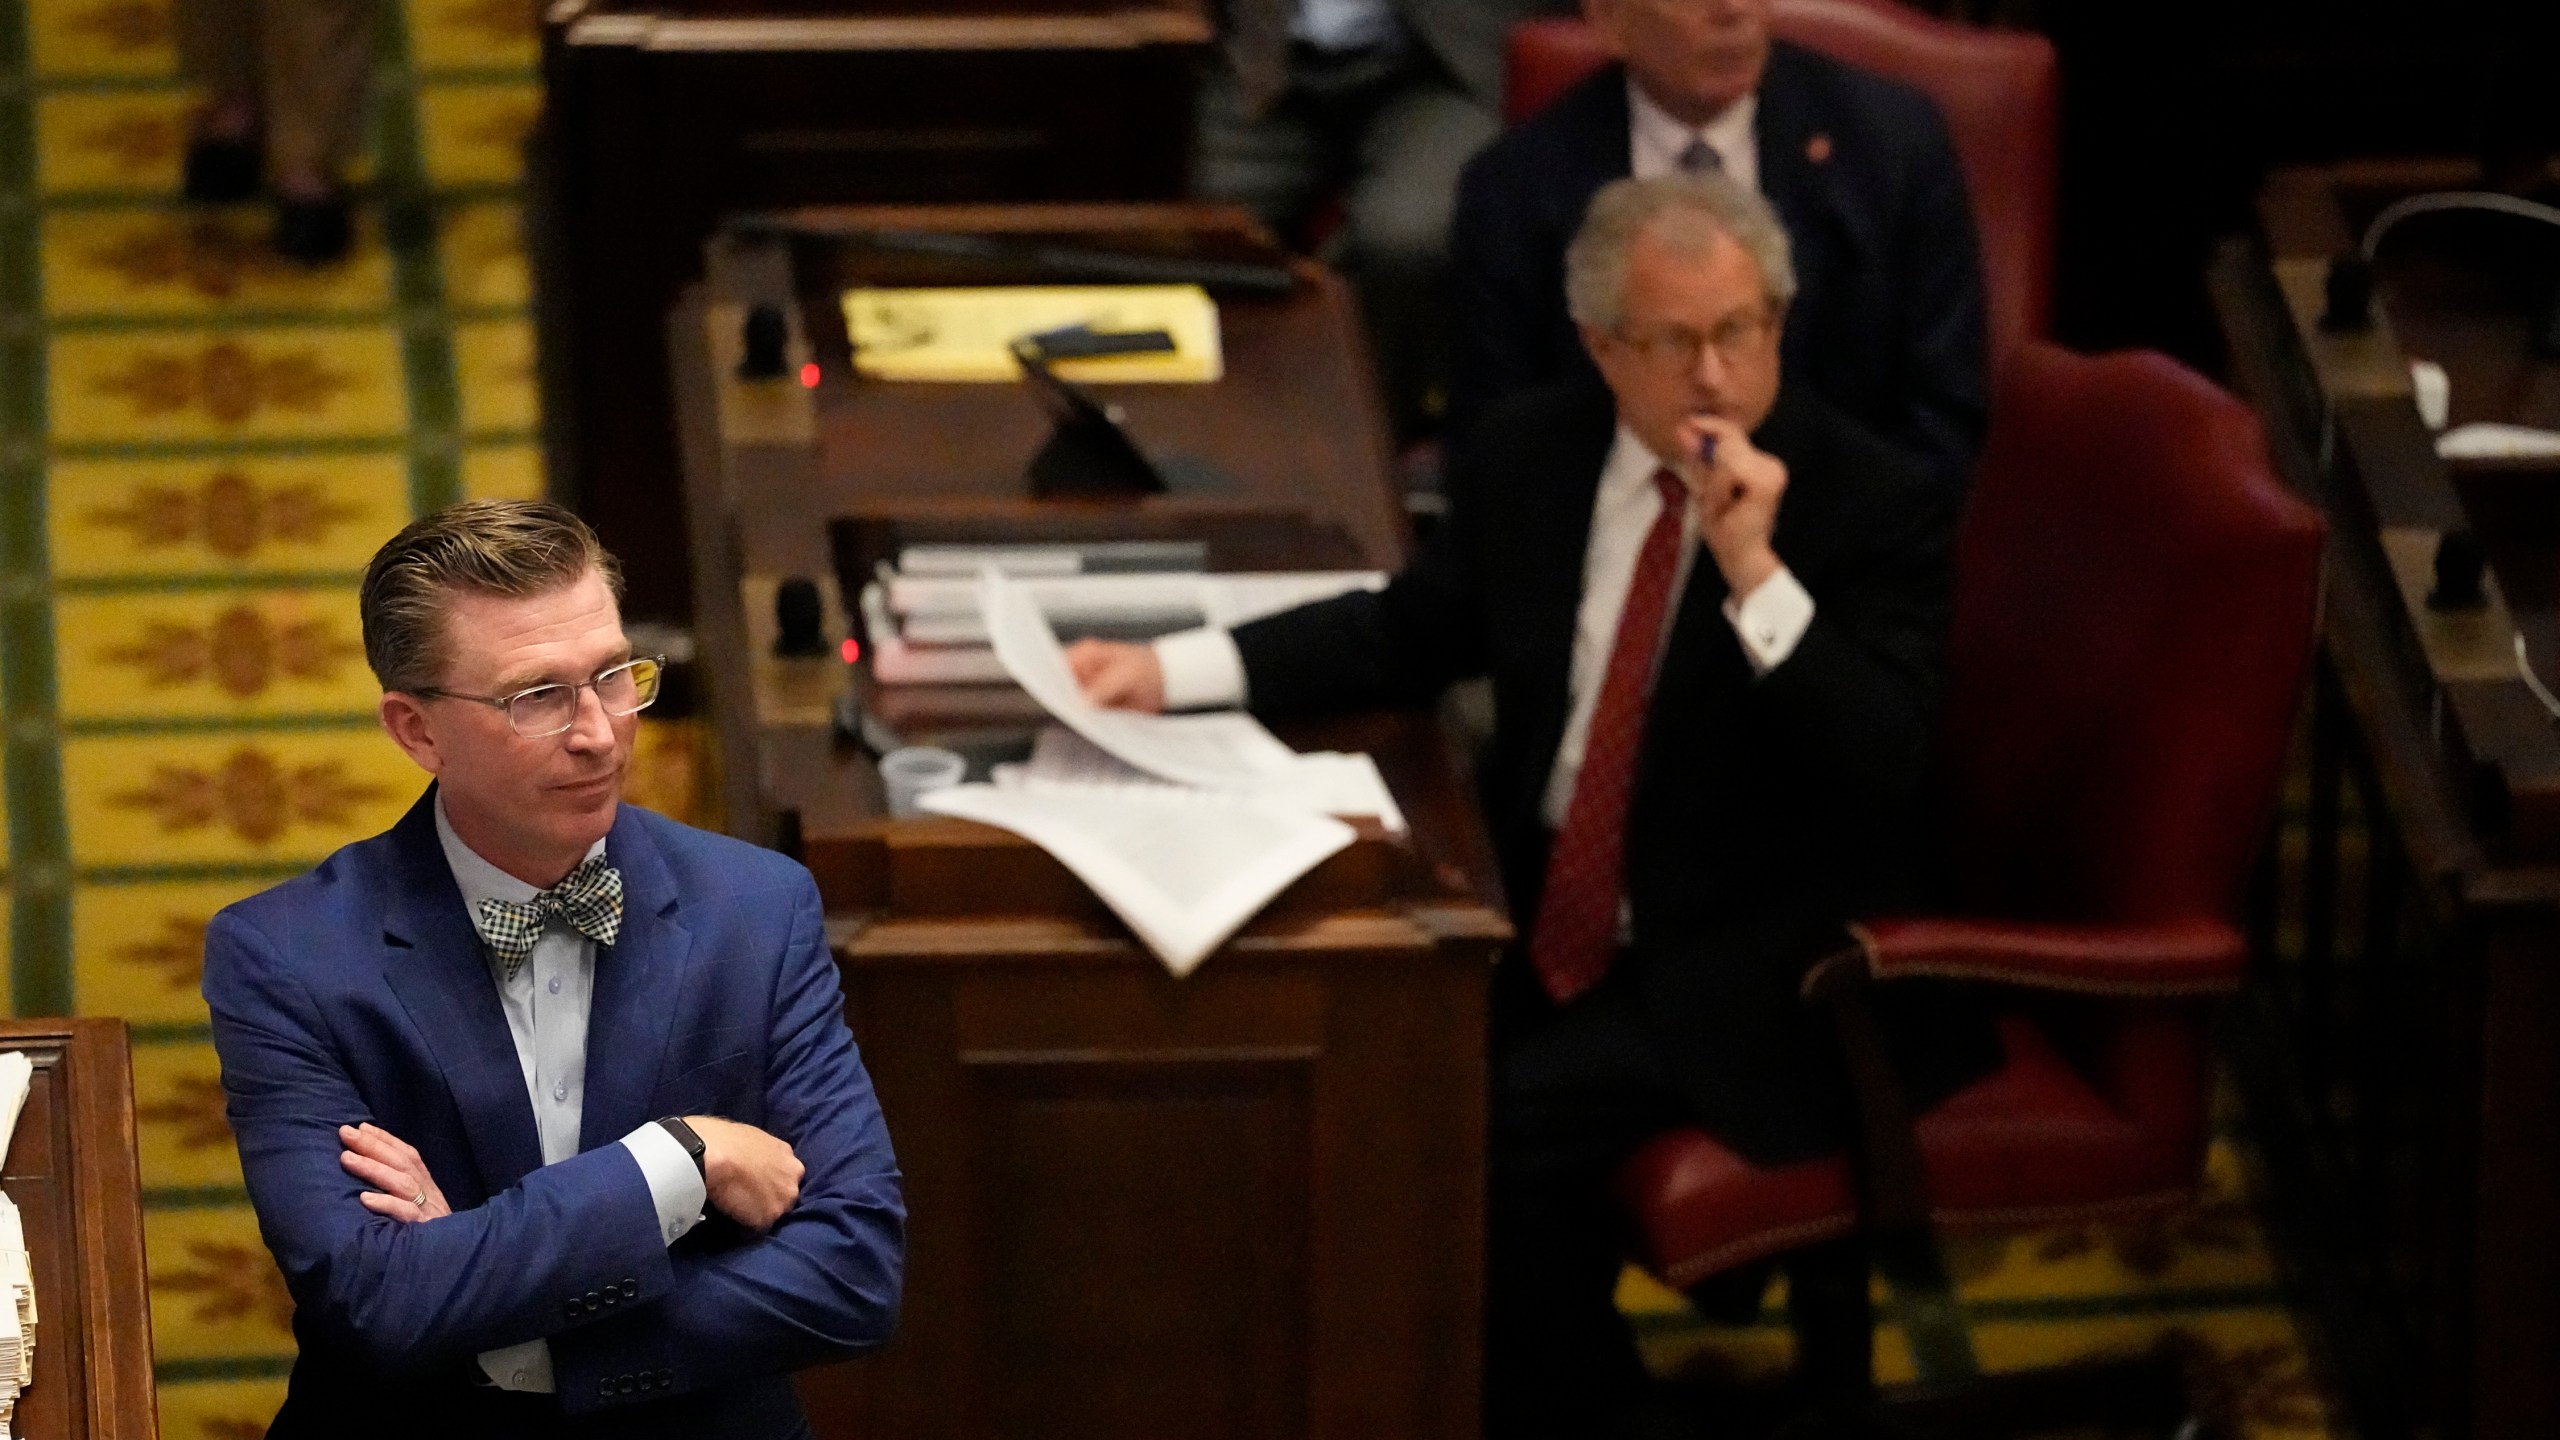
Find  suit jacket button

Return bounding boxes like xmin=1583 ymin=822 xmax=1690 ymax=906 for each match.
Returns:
xmin=602 ymin=1288 xmax=618 ymax=1305
xmin=566 ymin=1300 xmax=582 ymax=1320
xmin=584 ymin=1290 xmax=601 ymax=1310
xmin=658 ymin=1368 xmax=675 ymax=1387
xmin=622 ymin=1276 xmax=637 ymax=1294
xmin=598 ymin=1378 xmax=613 ymax=1397
xmin=619 ymin=1374 xmax=637 ymax=1394
xmin=636 ymin=1371 xmax=654 ymax=1390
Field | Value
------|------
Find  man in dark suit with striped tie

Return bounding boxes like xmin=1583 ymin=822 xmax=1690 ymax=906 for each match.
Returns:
xmin=1069 ymin=173 xmax=1995 ymax=1435
xmin=1447 ymin=0 xmax=1989 ymax=484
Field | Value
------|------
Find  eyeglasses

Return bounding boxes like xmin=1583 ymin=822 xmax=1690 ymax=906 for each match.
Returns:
xmin=415 ymin=656 xmax=666 ymax=739
xmin=1616 ymin=304 xmax=1777 ymax=370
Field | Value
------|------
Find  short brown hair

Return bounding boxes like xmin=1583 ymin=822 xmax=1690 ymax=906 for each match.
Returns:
xmin=360 ymin=499 xmax=624 ymax=693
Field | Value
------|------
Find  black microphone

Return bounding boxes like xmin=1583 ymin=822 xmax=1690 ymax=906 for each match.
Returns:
xmin=773 ymin=577 xmax=827 ymax=656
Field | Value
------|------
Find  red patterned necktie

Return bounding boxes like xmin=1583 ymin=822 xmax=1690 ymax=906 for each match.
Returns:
xmin=1529 ymin=469 xmax=1690 ymax=1004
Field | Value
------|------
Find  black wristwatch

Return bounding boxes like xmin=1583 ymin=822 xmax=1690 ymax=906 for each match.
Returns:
xmin=656 ymin=1116 xmax=707 ymax=1181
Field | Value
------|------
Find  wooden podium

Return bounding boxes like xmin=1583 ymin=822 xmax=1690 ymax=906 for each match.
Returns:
xmin=671 ymin=210 xmax=1508 ymax=1438
xmin=0 ymin=1019 xmax=155 ymax=1438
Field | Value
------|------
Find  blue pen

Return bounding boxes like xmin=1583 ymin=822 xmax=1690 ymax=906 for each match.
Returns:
xmin=1694 ymin=425 xmax=1744 ymax=507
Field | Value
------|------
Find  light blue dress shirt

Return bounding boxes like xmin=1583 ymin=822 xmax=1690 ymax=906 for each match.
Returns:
xmin=435 ymin=794 xmax=707 ymax=1394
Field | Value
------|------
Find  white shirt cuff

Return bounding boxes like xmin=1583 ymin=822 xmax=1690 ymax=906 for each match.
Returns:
xmin=621 ymin=1121 xmax=708 ymax=1246
xmin=1152 ymin=627 xmax=1249 ymax=711
xmin=480 ymin=1338 xmax=555 ymax=1392
xmin=1722 ymin=565 xmax=1815 ymax=675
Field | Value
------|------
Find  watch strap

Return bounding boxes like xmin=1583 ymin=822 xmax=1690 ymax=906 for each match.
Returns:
xmin=655 ymin=1115 xmax=707 ymax=1180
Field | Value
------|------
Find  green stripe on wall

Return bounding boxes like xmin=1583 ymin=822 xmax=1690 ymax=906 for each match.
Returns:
xmin=0 ymin=0 xmax=72 ymax=1016
xmin=376 ymin=10 xmax=462 ymax=520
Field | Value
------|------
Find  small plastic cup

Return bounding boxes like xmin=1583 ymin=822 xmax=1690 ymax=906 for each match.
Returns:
xmin=880 ymin=746 xmax=967 ymax=817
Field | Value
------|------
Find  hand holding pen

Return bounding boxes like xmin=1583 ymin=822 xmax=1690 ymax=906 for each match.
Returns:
xmin=1675 ymin=412 xmax=1788 ymax=599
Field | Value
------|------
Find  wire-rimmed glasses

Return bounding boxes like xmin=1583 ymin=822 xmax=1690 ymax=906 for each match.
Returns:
xmin=415 ymin=655 xmax=666 ymax=738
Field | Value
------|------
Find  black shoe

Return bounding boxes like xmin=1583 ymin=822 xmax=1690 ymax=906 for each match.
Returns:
xmin=272 ymin=195 xmax=353 ymax=266
xmin=181 ymin=137 xmax=261 ymax=203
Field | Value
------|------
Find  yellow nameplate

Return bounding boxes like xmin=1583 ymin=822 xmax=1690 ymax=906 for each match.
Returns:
xmin=842 ymin=284 xmax=1223 ymax=384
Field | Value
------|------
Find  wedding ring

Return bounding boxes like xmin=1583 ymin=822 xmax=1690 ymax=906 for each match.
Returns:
xmin=411 ymin=1190 xmax=427 ymax=1207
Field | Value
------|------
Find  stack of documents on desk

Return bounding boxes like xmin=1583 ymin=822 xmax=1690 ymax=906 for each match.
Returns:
xmin=0 ymin=1052 xmax=37 ymax=1424
xmin=863 ymin=543 xmax=1383 ymax=687
xmin=918 ymin=571 xmax=1405 ymax=974
xmin=843 ymin=285 xmax=1223 ymax=383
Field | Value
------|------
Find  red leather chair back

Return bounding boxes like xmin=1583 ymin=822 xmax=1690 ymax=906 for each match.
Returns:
xmin=1503 ymin=2 xmax=2059 ymax=356
xmin=1937 ymin=343 xmax=2322 ymax=924
xmin=1503 ymin=16 xmax=1618 ymax=124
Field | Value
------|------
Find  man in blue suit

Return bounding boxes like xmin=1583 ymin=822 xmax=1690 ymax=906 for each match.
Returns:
xmin=1448 ymin=0 xmax=1989 ymax=480
xmin=204 ymin=500 xmax=903 ymax=1437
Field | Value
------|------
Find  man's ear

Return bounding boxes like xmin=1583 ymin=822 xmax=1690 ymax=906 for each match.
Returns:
xmin=379 ymin=692 xmax=444 ymax=775
xmin=1578 ymin=321 xmax=1617 ymax=369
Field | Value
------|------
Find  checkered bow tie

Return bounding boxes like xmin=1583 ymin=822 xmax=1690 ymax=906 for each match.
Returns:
xmin=474 ymin=854 xmax=623 ymax=981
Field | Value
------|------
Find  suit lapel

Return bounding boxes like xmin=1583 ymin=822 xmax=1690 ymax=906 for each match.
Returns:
xmin=578 ymin=807 xmax=688 ymax=1152
xmin=377 ymin=787 xmax=545 ymax=1193
xmin=1757 ymin=42 xmax=1879 ymax=361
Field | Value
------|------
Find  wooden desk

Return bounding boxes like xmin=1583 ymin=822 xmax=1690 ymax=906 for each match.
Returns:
xmin=537 ymin=0 xmax=1208 ymax=621
xmin=0 ymin=1020 xmax=155 ymax=1438
xmin=670 ymin=210 xmax=1508 ymax=1439
xmin=2210 ymin=159 xmax=2560 ymax=1440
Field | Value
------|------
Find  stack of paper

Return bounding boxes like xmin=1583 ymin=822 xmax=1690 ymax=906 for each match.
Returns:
xmin=843 ymin=285 xmax=1223 ymax=383
xmin=918 ymin=571 xmax=1406 ymax=973
xmin=0 ymin=1051 xmax=37 ymax=1425
xmin=864 ymin=544 xmax=1383 ymax=688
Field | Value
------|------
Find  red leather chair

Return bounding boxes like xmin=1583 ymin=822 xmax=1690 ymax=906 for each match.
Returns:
xmin=1503 ymin=1 xmax=2058 ymax=361
xmin=1610 ymin=342 xmax=2324 ymax=1410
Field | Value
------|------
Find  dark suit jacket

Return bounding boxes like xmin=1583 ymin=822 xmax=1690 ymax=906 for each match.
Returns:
xmin=204 ymin=791 xmax=905 ymax=1438
xmin=1446 ymin=46 xmax=1990 ymax=482
xmin=1233 ymin=381 xmax=1996 ymax=1161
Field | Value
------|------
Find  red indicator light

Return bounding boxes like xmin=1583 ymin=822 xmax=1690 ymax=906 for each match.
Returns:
xmin=840 ymin=638 xmax=862 ymax=664
xmin=799 ymin=363 xmax=821 ymax=388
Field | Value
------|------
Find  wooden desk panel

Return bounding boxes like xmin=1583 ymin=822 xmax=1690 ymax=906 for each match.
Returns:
xmin=0 ymin=1020 xmax=154 ymax=1440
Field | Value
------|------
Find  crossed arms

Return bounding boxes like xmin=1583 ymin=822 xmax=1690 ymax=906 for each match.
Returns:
xmin=204 ymin=873 xmax=904 ymax=1412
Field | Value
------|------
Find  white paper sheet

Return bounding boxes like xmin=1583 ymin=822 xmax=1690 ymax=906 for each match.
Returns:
xmin=0 ymin=1054 xmax=31 ymax=1163
xmin=0 ymin=1052 xmax=37 ymax=1418
xmin=922 ymin=784 xmax=1355 ymax=974
xmin=0 ymin=1196 xmax=29 ymax=1409
xmin=1003 ymin=726 xmax=1406 ymax=834
xmin=980 ymin=570 xmax=1303 ymax=790
xmin=2438 ymin=422 xmax=2560 ymax=460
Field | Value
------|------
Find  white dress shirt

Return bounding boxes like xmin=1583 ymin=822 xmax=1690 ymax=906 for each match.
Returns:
xmin=1628 ymin=79 xmax=1761 ymax=194
xmin=1153 ymin=425 xmax=1817 ymax=829
xmin=435 ymin=795 xmax=708 ymax=1394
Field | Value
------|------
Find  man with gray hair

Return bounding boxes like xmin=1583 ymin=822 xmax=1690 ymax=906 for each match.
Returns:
xmin=1070 ymin=173 xmax=1993 ymax=1433
xmin=1447 ymin=0 xmax=1988 ymax=477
